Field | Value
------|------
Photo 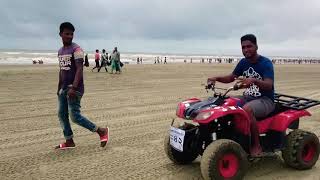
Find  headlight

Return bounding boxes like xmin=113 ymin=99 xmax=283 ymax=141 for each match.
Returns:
xmin=195 ymin=111 xmax=214 ymax=121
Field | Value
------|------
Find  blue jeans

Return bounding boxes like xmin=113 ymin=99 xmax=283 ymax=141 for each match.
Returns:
xmin=58 ymin=89 xmax=97 ymax=140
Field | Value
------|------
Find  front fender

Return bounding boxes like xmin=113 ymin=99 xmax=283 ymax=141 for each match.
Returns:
xmin=270 ymin=109 xmax=311 ymax=132
xmin=176 ymin=98 xmax=201 ymax=118
xmin=193 ymin=106 xmax=251 ymax=135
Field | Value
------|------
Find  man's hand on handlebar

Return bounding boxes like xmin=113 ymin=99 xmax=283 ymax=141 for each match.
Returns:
xmin=207 ymin=77 xmax=216 ymax=87
xmin=205 ymin=76 xmax=256 ymax=93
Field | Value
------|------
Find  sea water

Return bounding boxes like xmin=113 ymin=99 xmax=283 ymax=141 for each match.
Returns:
xmin=0 ymin=49 xmax=242 ymax=65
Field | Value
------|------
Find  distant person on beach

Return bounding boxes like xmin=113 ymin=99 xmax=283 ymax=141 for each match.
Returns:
xmin=110 ymin=47 xmax=121 ymax=74
xmin=207 ymin=34 xmax=275 ymax=157
xmin=164 ymin=57 xmax=167 ymax=64
xmin=98 ymin=49 xmax=108 ymax=72
xmin=56 ymin=22 xmax=109 ymax=149
xmin=84 ymin=53 xmax=89 ymax=67
xmin=92 ymin=49 xmax=100 ymax=72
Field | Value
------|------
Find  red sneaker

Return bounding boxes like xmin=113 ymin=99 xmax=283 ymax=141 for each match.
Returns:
xmin=100 ymin=127 xmax=109 ymax=147
xmin=55 ymin=143 xmax=75 ymax=150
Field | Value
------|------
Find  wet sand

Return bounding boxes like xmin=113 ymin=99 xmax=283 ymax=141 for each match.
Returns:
xmin=0 ymin=63 xmax=320 ymax=179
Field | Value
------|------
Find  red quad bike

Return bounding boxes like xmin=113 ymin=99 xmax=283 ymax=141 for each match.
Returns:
xmin=164 ymin=82 xmax=320 ymax=180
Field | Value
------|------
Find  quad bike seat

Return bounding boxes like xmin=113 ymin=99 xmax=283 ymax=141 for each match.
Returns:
xmin=256 ymin=102 xmax=287 ymax=121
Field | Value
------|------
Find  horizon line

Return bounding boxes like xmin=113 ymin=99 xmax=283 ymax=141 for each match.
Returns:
xmin=0 ymin=48 xmax=320 ymax=59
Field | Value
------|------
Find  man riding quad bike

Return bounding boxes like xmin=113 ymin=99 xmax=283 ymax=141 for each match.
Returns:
xmin=164 ymin=82 xmax=320 ymax=180
xmin=164 ymin=34 xmax=320 ymax=180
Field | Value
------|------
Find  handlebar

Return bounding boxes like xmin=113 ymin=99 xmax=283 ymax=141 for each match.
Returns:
xmin=205 ymin=81 xmax=244 ymax=97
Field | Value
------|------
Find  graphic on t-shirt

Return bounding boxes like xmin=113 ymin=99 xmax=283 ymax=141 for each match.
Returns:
xmin=59 ymin=54 xmax=72 ymax=70
xmin=242 ymin=67 xmax=262 ymax=97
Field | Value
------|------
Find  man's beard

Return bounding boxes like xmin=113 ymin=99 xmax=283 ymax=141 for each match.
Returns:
xmin=244 ymin=52 xmax=255 ymax=59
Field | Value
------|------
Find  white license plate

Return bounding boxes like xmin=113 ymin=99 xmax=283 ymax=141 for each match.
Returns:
xmin=170 ymin=126 xmax=185 ymax=152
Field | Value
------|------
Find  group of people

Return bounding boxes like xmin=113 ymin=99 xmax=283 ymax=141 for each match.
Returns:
xmin=136 ymin=57 xmax=143 ymax=64
xmin=56 ymin=22 xmax=281 ymax=159
xmin=204 ymin=58 xmax=234 ymax=63
xmin=271 ymin=58 xmax=320 ymax=64
xmin=32 ymin=59 xmax=44 ymax=64
xmin=185 ymin=58 xmax=234 ymax=64
xmin=154 ymin=56 xmax=167 ymax=64
xmin=90 ymin=47 xmax=122 ymax=74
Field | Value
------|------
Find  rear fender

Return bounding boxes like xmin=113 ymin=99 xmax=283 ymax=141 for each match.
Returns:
xmin=193 ymin=106 xmax=251 ymax=135
xmin=270 ymin=109 xmax=311 ymax=132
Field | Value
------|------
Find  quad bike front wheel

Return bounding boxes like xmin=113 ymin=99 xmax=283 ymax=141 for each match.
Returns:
xmin=200 ymin=139 xmax=248 ymax=180
xmin=164 ymin=126 xmax=199 ymax=164
xmin=282 ymin=129 xmax=320 ymax=170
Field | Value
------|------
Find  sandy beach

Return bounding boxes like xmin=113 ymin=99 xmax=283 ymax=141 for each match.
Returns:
xmin=0 ymin=63 xmax=320 ymax=180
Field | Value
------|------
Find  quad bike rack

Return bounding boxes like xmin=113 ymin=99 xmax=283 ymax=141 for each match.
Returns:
xmin=274 ymin=93 xmax=320 ymax=110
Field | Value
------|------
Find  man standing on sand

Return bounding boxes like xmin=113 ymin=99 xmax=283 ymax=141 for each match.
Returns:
xmin=56 ymin=22 xmax=109 ymax=149
xmin=110 ymin=47 xmax=121 ymax=74
xmin=207 ymin=34 xmax=275 ymax=157
xmin=84 ymin=53 xmax=89 ymax=67
xmin=98 ymin=49 xmax=108 ymax=72
xmin=92 ymin=49 xmax=100 ymax=72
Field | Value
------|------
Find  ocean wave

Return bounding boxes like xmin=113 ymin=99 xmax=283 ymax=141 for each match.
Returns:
xmin=6 ymin=50 xmax=313 ymax=65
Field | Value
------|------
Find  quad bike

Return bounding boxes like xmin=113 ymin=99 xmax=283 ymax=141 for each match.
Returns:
xmin=164 ymin=82 xmax=320 ymax=180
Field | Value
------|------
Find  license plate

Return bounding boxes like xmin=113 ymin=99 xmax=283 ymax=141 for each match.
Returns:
xmin=170 ymin=126 xmax=185 ymax=152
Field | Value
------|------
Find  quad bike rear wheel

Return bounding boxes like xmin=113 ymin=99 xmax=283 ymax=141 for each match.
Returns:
xmin=200 ymin=139 xmax=248 ymax=180
xmin=282 ymin=129 xmax=320 ymax=169
xmin=164 ymin=125 xmax=199 ymax=164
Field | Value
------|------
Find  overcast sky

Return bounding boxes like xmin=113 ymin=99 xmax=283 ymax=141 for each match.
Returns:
xmin=0 ymin=0 xmax=319 ymax=57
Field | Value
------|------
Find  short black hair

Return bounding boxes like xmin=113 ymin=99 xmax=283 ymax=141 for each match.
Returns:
xmin=59 ymin=22 xmax=75 ymax=34
xmin=241 ymin=34 xmax=257 ymax=45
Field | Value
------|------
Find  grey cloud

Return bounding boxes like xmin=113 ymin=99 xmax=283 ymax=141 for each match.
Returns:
xmin=0 ymin=0 xmax=320 ymax=56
